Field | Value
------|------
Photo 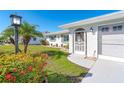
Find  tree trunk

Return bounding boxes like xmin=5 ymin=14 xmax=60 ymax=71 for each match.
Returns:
xmin=24 ymin=44 xmax=28 ymax=53
xmin=22 ymin=36 xmax=31 ymax=53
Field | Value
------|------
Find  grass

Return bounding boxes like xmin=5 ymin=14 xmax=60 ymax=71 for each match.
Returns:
xmin=0 ymin=45 xmax=88 ymax=83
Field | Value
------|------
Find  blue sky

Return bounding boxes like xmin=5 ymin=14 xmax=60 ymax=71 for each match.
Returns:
xmin=0 ymin=10 xmax=119 ymax=33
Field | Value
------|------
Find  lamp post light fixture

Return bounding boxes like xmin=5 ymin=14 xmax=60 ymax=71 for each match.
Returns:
xmin=10 ymin=14 xmax=22 ymax=54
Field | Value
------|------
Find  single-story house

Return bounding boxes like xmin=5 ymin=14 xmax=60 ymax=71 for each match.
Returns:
xmin=45 ymin=30 xmax=69 ymax=48
xmin=19 ymin=37 xmax=41 ymax=45
xmin=59 ymin=11 xmax=124 ymax=62
xmin=28 ymin=37 xmax=41 ymax=45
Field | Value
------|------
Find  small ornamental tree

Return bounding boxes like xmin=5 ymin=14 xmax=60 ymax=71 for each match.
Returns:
xmin=19 ymin=21 xmax=43 ymax=53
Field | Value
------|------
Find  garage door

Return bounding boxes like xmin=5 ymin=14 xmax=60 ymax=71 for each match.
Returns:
xmin=98 ymin=25 xmax=124 ymax=58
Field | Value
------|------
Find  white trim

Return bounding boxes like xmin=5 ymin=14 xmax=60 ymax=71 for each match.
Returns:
xmin=99 ymin=55 xmax=124 ymax=62
xmin=45 ymin=30 xmax=69 ymax=36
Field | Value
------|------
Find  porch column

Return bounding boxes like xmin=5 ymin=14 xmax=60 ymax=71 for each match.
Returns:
xmin=69 ymin=30 xmax=74 ymax=53
xmin=84 ymin=32 xmax=87 ymax=58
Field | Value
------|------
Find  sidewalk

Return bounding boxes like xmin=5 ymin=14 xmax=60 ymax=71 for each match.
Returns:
xmin=67 ymin=54 xmax=95 ymax=69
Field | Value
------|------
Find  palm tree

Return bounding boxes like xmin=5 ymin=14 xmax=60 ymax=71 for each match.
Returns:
xmin=19 ymin=21 xmax=43 ymax=53
xmin=0 ymin=27 xmax=14 ymax=43
xmin=0 ymin=27 xmax=22 ymax=52
xmin=0 ymin=21 xmax=43 ymax=53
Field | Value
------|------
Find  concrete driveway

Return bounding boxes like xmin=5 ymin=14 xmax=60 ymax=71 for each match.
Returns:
xmin=82 ymin=59 xmax=124 ymax=83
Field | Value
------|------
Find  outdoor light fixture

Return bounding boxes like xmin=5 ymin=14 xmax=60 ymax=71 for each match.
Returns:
xmin=90 ymin=27 xmax=95 ymax=34
xmin=10 ymin=14 xmax=22 ymax=26
xmin=90 ymin=27 xmax=93 ymax=32
xmin=10 ymin=14 xmax=22 ymax=54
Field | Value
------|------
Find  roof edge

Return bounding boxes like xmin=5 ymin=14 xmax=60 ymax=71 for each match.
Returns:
xmin=45 ymin=30 xmax=69 ymax=36
xmin=59 ymin=10 xmax=123 ymax=29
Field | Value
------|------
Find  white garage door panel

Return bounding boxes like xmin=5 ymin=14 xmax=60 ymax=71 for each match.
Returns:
xmin=102 ymin=34 xmax=124 ymax=58
xmin=102 ymin=44 xmax=124 ymax=58
xmin=102 ymin=34 xmax=124 ymax=44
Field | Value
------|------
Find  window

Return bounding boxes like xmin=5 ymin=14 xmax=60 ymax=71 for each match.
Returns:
xmin=33 ymin=38 xmax=36 ymax=41
xmin=113 ymin=25 xmax=122 ymax=31
xmin=49 ymin=35 xmax=56 ymax=41
xmin=63 ymin=35 xmax=69 ymax=42
xmin=101 ymin=27 xmax=109 ymax=32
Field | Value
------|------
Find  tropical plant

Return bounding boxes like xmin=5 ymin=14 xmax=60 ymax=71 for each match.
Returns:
xmin=0 ymin=21 xmax=43 ymax=53
xmin=0 ymin=27 xmax=22 ymax=52
xmin=0 ymin=36 xmax=5 ymax=44
xmin=19 ymin=21 xmax=43 ymax=53
xmin=0 ymin=27 xmax=14 ymax=43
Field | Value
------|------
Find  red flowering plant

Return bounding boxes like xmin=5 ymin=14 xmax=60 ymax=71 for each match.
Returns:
xmin=0 ymin=53 xmax=49 ymax=83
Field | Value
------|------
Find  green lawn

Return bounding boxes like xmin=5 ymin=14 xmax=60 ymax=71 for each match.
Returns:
xmin=0 ymin=45 xmax=88 ymax=83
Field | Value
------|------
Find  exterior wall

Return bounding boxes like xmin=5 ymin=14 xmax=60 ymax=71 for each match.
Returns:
xmin=82 ymin=25 xmax=98 ymax=58
xmin=87 ymin=29 xmax=98 ymax=58
xmin=46 ymin=35 xmax=58 ymax=47
xmin=29 ymin=37 xmax=41 ymax=45
xmin=19 ymin=37 xmax=41 ymax=45
xmin=46 ymin=34 xmax=69 ymax=48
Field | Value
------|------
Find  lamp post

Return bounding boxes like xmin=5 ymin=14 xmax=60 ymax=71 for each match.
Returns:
xmin=10 ymin=14 xmax=22 ymax=54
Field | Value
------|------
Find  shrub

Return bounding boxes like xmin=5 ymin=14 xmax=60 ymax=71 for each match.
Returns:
xmin=0 ymin=53 xmax=49 ymax=83
xmin=41 ymin=40 xmax=49 ymax=45
xmin=64 ymin=44 xmax=69 ymax=49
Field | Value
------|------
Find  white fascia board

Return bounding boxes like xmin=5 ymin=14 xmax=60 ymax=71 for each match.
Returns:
xmin=59 ymin=11 xmax=124 ymax=29
xmin=45 ymin=30 xmax=69 ymax=36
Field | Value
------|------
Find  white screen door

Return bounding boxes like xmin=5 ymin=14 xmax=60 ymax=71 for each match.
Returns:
xmin=74 ymin=31 xmax=85 ymax=54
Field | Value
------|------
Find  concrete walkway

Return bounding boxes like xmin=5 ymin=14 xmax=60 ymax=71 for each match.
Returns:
xmin=82 ymin=59 xmax=124 ymax=83
xmin=67 ymin=54 xmax=95 ymax=69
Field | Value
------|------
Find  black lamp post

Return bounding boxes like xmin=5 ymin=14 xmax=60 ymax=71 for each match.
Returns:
xmin=10 ymin=14 xmax=22 ymax=54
